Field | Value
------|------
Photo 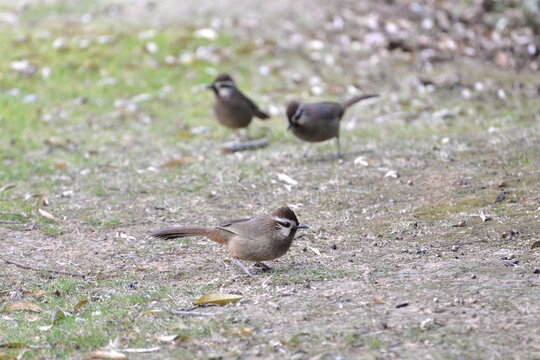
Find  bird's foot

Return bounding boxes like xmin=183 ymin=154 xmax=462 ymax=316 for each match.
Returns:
xmin=253 ymin=262 xmax=273 ymax=271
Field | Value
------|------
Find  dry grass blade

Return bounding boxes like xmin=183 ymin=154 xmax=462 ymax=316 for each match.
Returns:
xmin=0 ymin=343 xmax=26 ymax=349
xmin=195 ymin=293 xmax=243 ymax=306
xmin=0 ymin=184 xmax=15 ymax=193
xmin=38 ymin=208 xmax=62 ymax=223
xmin=22 ymin=290 xmax=44 ymax=297
xmin=86 ymin=350 xmax=126 ymax=359
xmin=160 ymin=158 xmax=191 ymax=167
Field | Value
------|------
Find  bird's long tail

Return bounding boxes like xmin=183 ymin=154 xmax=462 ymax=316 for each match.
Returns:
xmin=151 ymin=226 xmax=226 ymax=244
xmin=255 ymin=108 xmax=270 ymax=120
xmin=342 ymin=94 xmax=379 ymax=109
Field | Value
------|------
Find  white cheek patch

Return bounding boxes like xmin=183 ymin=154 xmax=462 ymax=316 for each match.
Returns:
xmin=273 ymin=217 xmax=297 ymax=237
xmin=296 ymin=112 xmax=308 ymax=126
xmin=218 ymin=87 xmax=233 ymax=98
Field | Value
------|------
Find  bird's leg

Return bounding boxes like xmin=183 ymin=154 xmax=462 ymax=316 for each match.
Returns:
xmin=302 ymin=144 xmax=312 ymax=158
xmin=253 ymin=262 xmax=273 ymax=271
xmin=244 ymin=126 xmax=252 ymax=140
xmin=233 ymin=258 xmax=253 ymax=277
xmin=336 ymin=136 xmax=342 ymax=159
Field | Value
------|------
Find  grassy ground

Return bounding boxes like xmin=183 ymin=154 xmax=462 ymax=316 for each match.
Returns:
xmin=1 ymin=0 xmax=539 ymax=359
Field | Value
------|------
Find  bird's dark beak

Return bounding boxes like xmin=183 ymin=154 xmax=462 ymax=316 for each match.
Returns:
xmin=207 ymin=84 xmax=215 ymax=90
xmin=295 ymin=223 xmax=308 ymax=229
xmin=287 ymin=122 xmax=293 ymax=131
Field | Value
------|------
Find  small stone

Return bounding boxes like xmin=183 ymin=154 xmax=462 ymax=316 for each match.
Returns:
xmin=497 ymin=180 xmax=507 ymax=188
xmin=452 ymin=245 xmax=459 ymax=252
xmin=470 ymin=274 xmax=476 ymax=279
xmin=507 ymin=253 xmax=514 ymax=260
xmin=331 ymin=243 xmax=337 ymax=250
xmin=533 ymin=268 xmax=539 ymax=274
xmin=420 ymin=318 xmax=434 ymax=331
xmin=433 ymin=297 xmax=439 ymax=303
xmin=372 ymin=242 xmax=378 ymax=247
xmin=495 ymin=192 xmax=505 ymax=203
xmin=128 ymin=282 xmax=134 ymax=288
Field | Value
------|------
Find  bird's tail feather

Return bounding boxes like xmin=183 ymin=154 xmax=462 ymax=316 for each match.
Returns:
xmin=342 ymin=94 xmax=379 ymax=109
xmin=255 ymin=108 xmax=270 ymax=120
xmin=151 ymin=226 xmax=209 ymax=240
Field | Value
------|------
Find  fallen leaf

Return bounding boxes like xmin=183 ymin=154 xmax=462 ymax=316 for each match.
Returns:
xmin=0 ymin=343 xmax=26 ymax=348
xmin=54 ymin=289 xmax=61 ymax=297
xmin=195 ymin=293 xmax=243 ymax=306
xmin=373 ymin=298 xmax=384 ymax=304
xmin=74 ymin=299 xmax=88 ymax=314
xmin=25 ymin=314 xmax=39 ymax=322
xmin=2 ymin=302 xmax=42 ymax=313
xmin=277 ymin=173 xmax=298 ymax=186
xmin=309 ymin=247 xmax=321 ymax=256
xmin=160 ymin=158 xmax=190 ymax=167
xmin=384 ymin=170 xmax=399 ymax=178
xmin=22 ymin=290 xmax=44 ymax=297
xmin=354 ymin=156 xmax=371 ymax=167
xmin=23 ymin=193 xmax=49 ymax=206
xmin=38 ymin=208 xmax=62 ymax=223
xmin=87 ymin=350 xmax=127 ymax=359
xmin=531 ymin=240 xmax=540 ymax=250
xmin=0 ymin=184 xmax=15 ymax=193
xmin=235 ymin=328 xmax=253 ymax=336
xmin=156 ymin=334 xmax=179 ymax=343
xmin=51 ymin=309 xmax=66 ymax=325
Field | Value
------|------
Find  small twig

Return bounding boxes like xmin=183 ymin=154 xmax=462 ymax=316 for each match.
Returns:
xmin=0 ymin=212 xmax=28 ymax=218
xmin=4 ymin=260 xmax=86 ymax=278
xmin=0 ymin=220 xmax=22 ymax=224
xmin=222 ymin=137 xmax=269 ymax=153
xmin=167 ymin=309 xmax=215 ymax=317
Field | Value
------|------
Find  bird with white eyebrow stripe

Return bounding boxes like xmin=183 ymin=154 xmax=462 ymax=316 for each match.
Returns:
xmin=151 ymin=206 xmax=308 ymax=276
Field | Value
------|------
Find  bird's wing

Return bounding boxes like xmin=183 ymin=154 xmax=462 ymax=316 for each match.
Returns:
xmin=305 ymin=102 xmax=344 ymax=121
xmin=235 ymin=90 xmax=269 ymax=119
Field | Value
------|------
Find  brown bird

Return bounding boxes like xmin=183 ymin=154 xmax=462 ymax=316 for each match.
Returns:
xmin=207 ymin=73 xmax=270 ymax=133
xmin=286 ymin=94 xmax=378 ymax=158
xmin=151 ymin=206 xmax=308 ymax=276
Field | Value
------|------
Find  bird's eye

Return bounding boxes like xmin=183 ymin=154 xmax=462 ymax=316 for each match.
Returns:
xmin=282 ymin=222 xmax=291 ymax=228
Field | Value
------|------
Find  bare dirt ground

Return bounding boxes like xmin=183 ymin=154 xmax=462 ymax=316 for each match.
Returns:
xmin=1 ymin=0 xmax=539 ymax=359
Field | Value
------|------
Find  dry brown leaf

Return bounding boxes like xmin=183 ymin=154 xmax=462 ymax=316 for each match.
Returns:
xmin=160 ymin=158 xmax=191 ymax=167
xmin=53 ymin=289 xmax=61 ymax=297
xmin=0 ymin=343 xmax=26 ymax=348
xmin=0 ymin=184 xmax=15 ymax=193
xmin=53 ymin=163 xmax=67 ymax=169
xmin=531 ymin=240 xmax=540 ymax=250
xmin=195 ymin=293 xmax=243 ymax=306
xmin=38 ymin=208 xmax=62 ymax=223
xmin=2 ymin=302 xmax=42 ymax=313
xmin=23 ymin=193 xmax=49 ymax=206
xmin=74 ymin=299 xmax=88 ymax=314
xmin=235 ymin=328 xmax=252 ymax=336
xmin=25 ymin=314 xmax=39 ymax=322
xmin=0 ymin=291 xmax=9 ymax=297
xmin=22 ymin=290 xmax=44 ymax=297
xmin=373 ymin=298 xmax=384 ymax=304
xmin=87 ymin=350 xmax=127 ymax=359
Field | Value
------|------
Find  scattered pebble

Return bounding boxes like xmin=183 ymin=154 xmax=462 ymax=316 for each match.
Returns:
xmin=331 ymin=243 xmax=337 ymax=250
xmin=470 ymin=274 xmax=476 ymax=279
xmin=495 ymin=192 xmax=505 ymax=203
xmin=451 ymin=245 xmax=459 ymax=252
xmin=396 ymin=302 xmax=409 ymax=308
xmin=420 ymin=318 xmax=434 ymax=331
xmin=533 ymin=268 xmax=539 ymax=274
xmin=497 ymin=180 xmax=507 ymax=188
